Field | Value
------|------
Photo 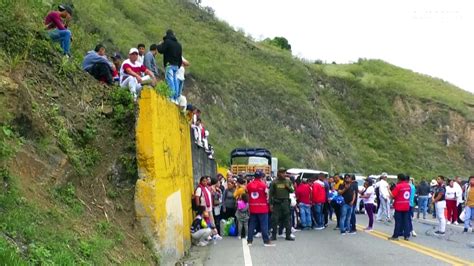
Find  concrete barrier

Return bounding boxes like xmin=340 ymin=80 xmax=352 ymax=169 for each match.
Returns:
xmin=135 ymin=88 xmax=194 ymax=265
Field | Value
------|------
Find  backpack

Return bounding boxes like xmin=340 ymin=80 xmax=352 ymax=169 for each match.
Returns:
xmin=333 ymin=195 xmax=344 ymax=205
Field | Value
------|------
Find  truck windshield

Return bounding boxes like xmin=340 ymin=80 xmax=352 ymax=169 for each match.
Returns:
xmin=232 ymin=156 xmax=269 ymax=165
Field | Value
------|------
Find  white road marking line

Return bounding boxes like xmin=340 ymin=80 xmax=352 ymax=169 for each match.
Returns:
xmin=242 ymin=238 xmax=253 ymax=266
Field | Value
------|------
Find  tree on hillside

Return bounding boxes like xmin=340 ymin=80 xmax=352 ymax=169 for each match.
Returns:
xmin=264 ymin=36 xmax=292 ymax=51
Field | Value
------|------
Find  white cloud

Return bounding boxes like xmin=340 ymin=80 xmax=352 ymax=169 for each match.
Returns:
xmin=201 ymin=0 xmax=473 ymax=93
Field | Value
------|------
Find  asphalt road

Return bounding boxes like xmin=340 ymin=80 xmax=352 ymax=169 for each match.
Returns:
xmin=193 ymin=213 xmax=474 ymax=266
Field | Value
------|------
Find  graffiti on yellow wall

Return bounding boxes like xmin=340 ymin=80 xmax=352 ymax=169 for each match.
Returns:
xmin=134 ymin=88 xmax=194 ymax=264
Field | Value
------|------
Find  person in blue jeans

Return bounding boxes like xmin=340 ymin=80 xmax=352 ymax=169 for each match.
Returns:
xmin=338 ymin=175 xmax=355 ymax=235
xmin=44 ymin=5 xmax=73 ymax=56
xmin=463 ymin=176 xmax=474 ymax=233
xmin=416 ymin=180 xmax=430 ymax=219
xmin=157 ymin=30 xmax=183 ymax=102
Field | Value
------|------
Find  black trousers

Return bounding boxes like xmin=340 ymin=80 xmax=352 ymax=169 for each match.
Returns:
xmin=331 ymin=201 xmax=341 ymax=227
xmin=87 ymin=63 xmax=113 ymax=85
xmin=392 ymin=210 xmax=410 ymax=238
xmin=323 ymin=202 xmax=330 ymax=226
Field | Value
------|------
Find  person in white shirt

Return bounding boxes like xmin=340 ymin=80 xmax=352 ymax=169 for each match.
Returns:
xmin=361 ymin=179 xmax=376 ymax=230
xmin=445 ymin=179 xmax=459 ymax=225
xmin=120 ymin=48 xmax=157 ymax=101
xmin=376 ymin=173 xmax=391 ymax=222
xmin=137 ymin=43 xmax=145 ymax=64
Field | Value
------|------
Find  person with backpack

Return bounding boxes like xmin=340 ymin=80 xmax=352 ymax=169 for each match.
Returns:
xmin=236 ymin=193 xmax=250 ymax=240
xmin=191 ymin=206 xmax=212 ymax=246
xmin=338 ymin=175 xmax=355 ymax=235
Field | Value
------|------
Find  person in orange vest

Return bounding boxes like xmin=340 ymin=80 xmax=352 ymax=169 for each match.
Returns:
xmin=388 ymin=174 xmax=412 ymax=241
xmin=246 ymin=170 xmax=275 ymax=247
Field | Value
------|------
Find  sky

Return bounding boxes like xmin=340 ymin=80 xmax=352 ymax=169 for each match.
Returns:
xmin=200 ymin=0 xmax=473 ymax=93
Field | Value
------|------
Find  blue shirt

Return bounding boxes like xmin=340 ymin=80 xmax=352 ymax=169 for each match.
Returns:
xmin=409 ymin=183 xmax=416 ymax=207
xmin=82 ymin=50 xmax=113 ymax=71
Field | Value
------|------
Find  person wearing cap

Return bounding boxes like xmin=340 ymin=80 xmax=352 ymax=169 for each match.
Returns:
xmin=269 ymin=169 xmax=295 ymax=241
xmin=82 ymin=44 xmax=115 ymax=85
xmin=376 ymin=173 xmax=391 ymax=223
xmin=120 ymin=48 xmax=157 ymax=101
xmin=157 ymin=30 xmax=183 ymax=103
xmin=44 ymin=4 xmax=73 ymax=56
xmin=246 ymin=170 xmax=275 ymax=247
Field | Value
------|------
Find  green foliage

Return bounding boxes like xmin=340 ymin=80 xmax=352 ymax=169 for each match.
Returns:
xmin=52 ymin=182 xmax=84 ymax=214
xmin=155 ymin=81 xmax=172 ymax=98
xmin=110 ymin=88 xmax=135 ymax=137
xmin=263 ymin=36 xmax=292 ymax=51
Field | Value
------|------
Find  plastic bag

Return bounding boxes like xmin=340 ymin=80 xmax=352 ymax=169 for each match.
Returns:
xmin=220 ymin=219 xmax=227 ymax=236
xmin=229 ymin=222 xmax=237 ymax=236
xmin=459 ymin=209 xmax=466 ymax=222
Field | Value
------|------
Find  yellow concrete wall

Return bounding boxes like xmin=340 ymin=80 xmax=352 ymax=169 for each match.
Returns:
xmin=134 ymin=88 xmax=194 ymax=265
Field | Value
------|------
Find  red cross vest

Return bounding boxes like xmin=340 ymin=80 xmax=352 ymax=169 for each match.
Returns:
xmin=247 ymin=179 xmax=269 ymax=214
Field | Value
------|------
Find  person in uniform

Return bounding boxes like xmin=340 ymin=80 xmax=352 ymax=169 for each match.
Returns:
xmin=270 ymin=168 xmax=295 ymax=241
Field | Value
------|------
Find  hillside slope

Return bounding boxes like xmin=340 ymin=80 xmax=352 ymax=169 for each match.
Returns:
xmin=0 ymin=0 xmax=473 ymax=264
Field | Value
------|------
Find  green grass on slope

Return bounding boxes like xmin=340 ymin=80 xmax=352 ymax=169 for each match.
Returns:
xmin=2 ymin=0 xmax=472 ymax=178
xmin=316 ymin=60 xmax=474 ymax=120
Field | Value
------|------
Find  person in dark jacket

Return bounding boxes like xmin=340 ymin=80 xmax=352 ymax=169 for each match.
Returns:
xmin=157 ymin=29 xmax=183 ymax=102
xmin=416 ymin=179 xmax=431 ymax=219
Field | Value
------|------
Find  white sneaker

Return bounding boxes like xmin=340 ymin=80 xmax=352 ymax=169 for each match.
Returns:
xmin=277 ymin=234 xmax=284 ymax=238
xmin=454 ymin=222 xmax=459 ymax=225
xmin=291 ymin=227 xmax=301 ymax=232
xmin=197 ymin=241 xmax=208 ymax=247
xmin=238 ymin=236 xmax=242 ymax=239
xmin=447 ymin=221 xmax=451 ymax=225
xmin=214 ymin=234 xmax=223 ymax=240
xmin=264 ymin=242 xmax=276 ymax=247
xmin=290 ymin=233 xmax=296 ymax=238
xmin=254 ymin=233 xmax=262 ymax=238
xmin=412 ymin=231 xmax=417 ymax=237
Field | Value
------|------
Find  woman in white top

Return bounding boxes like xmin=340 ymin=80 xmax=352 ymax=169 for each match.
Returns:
xmin=360 ymin=179 xmax=376 ymax=231
xmin=445 ymin=179 xmax=458 ymax=225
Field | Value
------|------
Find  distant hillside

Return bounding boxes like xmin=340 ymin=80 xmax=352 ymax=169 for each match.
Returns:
xmin=0 ymin=0 xmax=473 ymax=263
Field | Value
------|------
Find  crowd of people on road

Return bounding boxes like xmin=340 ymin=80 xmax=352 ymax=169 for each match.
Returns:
xmin=190 ymin=171 xmax=474 ymax=247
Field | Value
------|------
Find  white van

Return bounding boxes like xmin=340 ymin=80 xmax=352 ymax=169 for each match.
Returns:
xmin=286 ymin=168 xmax=329 ymax=180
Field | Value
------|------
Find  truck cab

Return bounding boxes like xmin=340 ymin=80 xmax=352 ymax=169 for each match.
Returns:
xmin=230 ymin=148 xmax=272 ymax=177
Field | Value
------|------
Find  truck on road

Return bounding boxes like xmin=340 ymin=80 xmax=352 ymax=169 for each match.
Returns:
xmin=230 ymin=148 xmax=272 ymax=177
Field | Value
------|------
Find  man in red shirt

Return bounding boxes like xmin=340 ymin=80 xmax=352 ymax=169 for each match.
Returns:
xmin=247 ymin=171 xmax=275 ymax=247
xmin=312 ymin=178 xmax=327 ymax=230
xmin=44 ymin=5 xmax=73 ymax=56
xmin=389 ymin=174 xmax=411 ymax=241
xmin=295 ymin=178 xmax=312 ymax=230
xmin=120 ymin=48 xmax=157 ymax=101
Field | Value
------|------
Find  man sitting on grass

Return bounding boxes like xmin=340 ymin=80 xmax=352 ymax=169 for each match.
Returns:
xmin=120 ymin=48 xmax=157 ymax=101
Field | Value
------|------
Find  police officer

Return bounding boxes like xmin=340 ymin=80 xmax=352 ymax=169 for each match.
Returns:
xmin=270 ymin=168 xmax=295 ymax=241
